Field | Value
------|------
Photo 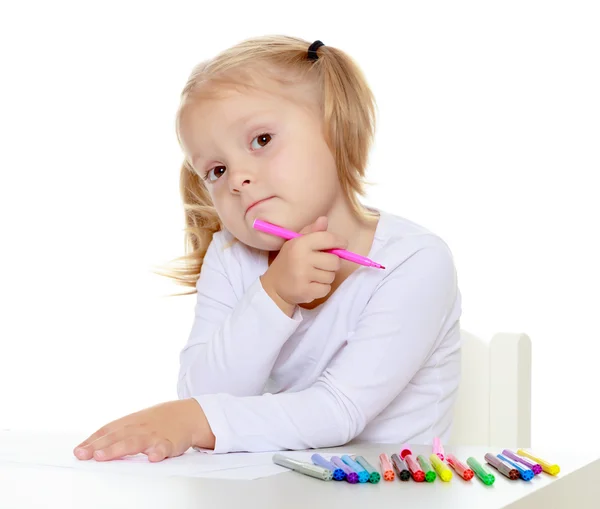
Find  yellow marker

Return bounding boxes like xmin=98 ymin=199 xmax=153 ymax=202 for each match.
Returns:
xmin=516 ymin=449 xmax=560 ymax=476
xmin=429 ymin=453 xmax=453 ymax=481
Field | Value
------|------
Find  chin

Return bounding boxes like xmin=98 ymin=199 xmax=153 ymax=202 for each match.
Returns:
xmin=247 ymin=209 xmax=296 ymax=230
xmin=234 ymin=224 xmax=286 ymax=251
xmin=253 ymin=233 xmax=286 ymax=251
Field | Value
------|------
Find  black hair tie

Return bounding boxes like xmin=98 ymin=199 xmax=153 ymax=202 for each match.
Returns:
xmin=307 ymin=40 xmax=325 ymax=61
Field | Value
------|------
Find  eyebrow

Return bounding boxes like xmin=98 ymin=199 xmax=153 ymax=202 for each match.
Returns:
xmin=190 ymin=110 xmax=274 ymax=168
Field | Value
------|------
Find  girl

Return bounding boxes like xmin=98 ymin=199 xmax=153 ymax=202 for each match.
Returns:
xmin=73 ymin=35 xmax=462 ymax=462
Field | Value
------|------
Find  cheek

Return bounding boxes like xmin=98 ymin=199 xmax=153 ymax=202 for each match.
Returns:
xmin=268 ymin=139 xmax=335 ymax=188
xmin=208 ymin=186 xmax=234 ymax=219
xmin=268 ymin=151 xmax=296 ymax=186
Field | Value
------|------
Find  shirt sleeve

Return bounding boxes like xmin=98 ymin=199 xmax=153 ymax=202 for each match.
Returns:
xmin=177 ymin=232 xmax=304 ymax=399
xmin=194 ymin=241 xmax=461 ymax=453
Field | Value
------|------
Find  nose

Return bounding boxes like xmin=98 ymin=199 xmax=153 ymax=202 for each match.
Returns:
xmin=228 ymin=163 xmax=257 ymax=194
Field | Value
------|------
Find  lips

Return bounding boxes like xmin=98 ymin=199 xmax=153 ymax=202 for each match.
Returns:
xmin=245 ymin=196 xmax=274 ymax=215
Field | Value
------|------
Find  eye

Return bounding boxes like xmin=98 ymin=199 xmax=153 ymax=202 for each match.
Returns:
xmin=202 ymin=133 xmax=273 ymax=183
xmin=203 ymin=166 xmax=226 ymax=183
xmin=251 ymin=133 xmax=272 ymax=150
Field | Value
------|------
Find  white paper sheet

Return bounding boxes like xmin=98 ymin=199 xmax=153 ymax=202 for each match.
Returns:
xmin=0 ymin=430 xmax=352 ymax=480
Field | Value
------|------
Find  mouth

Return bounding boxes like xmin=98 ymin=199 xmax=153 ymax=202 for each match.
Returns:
xmin=245 ymin=196 xmax=274 ymax=216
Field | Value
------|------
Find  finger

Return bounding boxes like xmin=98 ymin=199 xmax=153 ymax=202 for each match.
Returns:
xmin=307 ymin=282 xmax=332 ymax=301
xmin=75 ymin=424 xmax=115 ymax=450
xmin=299 ymin=216 xmax=328 ymax=235
xmin=304 ymin=231 xmax=348 ymax=252
xmin=312 ymin=216 xmax=328 ymax=232
xmin=75 ymin=425 xmax=132 ymax=460
xmin=73 ymin=408 xmax=140 ymax=450
xmin=74 ymin=425 xmax=120 ymax=459
xmin=145 ymin=439 xmax=175 ymax=462
xmin=93 ymin=433 xmax=150 ymax=462
xmin=310 ymin=252 xmax=342 ymax=272
xmin=310 ymin=268 xmax=336 ymax=285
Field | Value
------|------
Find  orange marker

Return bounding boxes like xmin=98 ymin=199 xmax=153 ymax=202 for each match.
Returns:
xmin=379 ymin=453 xmax=395 ymax=481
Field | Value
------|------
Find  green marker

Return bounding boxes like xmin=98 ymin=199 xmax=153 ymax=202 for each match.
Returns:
xmin=417 ymin=455 xmax=437 ymax=482
xmin=355 ymin=455 xmax=381 ymax=483
xmin=467 ymin=457 xmax=495 ymax=485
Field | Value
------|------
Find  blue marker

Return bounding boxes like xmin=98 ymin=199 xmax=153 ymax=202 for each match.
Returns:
xmin=331 ymin=456 xmax=359 ymax=483
xmin=312 ymin=454 xmax=346 ymax=481
xmin=497 ymin=454 xmax=534 ymax=481
xmin=341 ymin=454 xmax=370 ymax=483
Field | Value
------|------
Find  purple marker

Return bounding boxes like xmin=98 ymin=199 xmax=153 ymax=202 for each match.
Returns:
xmin=502 ymin=449 xmax=543 ymax=475
xmin=331 ymin=456 xmax=359 ymax=484
xmin=312 ymin=454 xmax=346 ymax=481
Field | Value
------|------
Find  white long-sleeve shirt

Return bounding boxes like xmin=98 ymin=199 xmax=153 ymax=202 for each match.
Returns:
xmin=178 ymin=207 xmax=462 ymax=453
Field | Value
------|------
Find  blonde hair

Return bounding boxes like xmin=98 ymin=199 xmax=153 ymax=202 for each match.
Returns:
xmin=153 ymin=35 xmax=378 ymax=296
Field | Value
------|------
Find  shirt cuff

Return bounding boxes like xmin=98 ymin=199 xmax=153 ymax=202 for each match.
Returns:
xmin=254 ymin=276 xmax=303 ymax=323
xmin=192 ymin=394 xmax=233 ymax=454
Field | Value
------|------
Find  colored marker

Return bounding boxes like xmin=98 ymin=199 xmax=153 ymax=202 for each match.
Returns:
xmin=404 ymin=454 xmax=426 ymax=482
xmin=485 ymin=453 xmax=519 ymax=480
xmin=341 ymin=455 xmax=370 ymax=483
xmin=272 ymin=454 xmax=333 ymax=481
xmin=331 ymin=456 xmax=359 ymax=484
xmin=433 ymin=437 xmax=445 ymax=460
xmin=379 ymin=453 xmax=395 ymax=481
xmin=497 ymin=454 xmax=534 ymax=481
xmin=516 ymin=449 xmax=560 ymax=476
xmin=253 ymin=219 xmax=385 ymax=269
xmin=399 ymin=443 xmax=412 ymax=459
xmin=467 ymin=457 xmax=495 ymax=485
xmin=447 ymin=454 xmax=474 ymax=481
xmin=311 ymin=454 xmax=345 ymax=481
xmin=429 ymin=453 xmax=453 ymax=481
xmin=391 ymin=453 xmax=411 ymax=481
xmin=355 ymin=456 xmax=381 ymax=483
xmin=502 ymin=449 xmax=542 ymax=475
xmin=417 ymin=454 xmax=437 ymax=482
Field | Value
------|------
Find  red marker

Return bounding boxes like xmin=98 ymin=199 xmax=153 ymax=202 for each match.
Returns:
xmin=447 ymin=454 xmax=474 ymax=481
xmin=404 ymin=453 xmax=425 ymax=482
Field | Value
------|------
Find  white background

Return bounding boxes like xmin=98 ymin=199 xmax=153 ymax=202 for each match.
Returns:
xmin=0 ymin=1 xmax=598 ymax=448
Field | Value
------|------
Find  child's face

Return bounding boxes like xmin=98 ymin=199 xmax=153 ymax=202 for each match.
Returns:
xmin=179 ymin=82 xmax=343 ymax=251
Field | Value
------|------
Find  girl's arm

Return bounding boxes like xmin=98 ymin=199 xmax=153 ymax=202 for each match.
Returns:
xmin=177 ymin=232 xmax=304 ymax=398
xmin=192 ymin=242 xmax=462 ymax=453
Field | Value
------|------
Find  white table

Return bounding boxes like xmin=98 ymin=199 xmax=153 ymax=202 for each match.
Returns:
xmin=1 ymin=432 xmax=598 ymax=509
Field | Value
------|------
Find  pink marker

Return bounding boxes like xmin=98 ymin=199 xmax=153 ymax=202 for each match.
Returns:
xmin=253 ymin=219 xmax=385 ymax=269
xmin=433 ymin=437 xmax=445 ymax=460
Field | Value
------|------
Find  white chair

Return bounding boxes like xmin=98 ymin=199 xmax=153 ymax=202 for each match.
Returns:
xmin=448 ymin=330 xmax=532 ymax=448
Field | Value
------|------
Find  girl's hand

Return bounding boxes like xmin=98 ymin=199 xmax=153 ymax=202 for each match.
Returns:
xmin=73 ymin=398 xmax=215 ymax=462
xmin=260 ymin=216 xmax=347 ymax=316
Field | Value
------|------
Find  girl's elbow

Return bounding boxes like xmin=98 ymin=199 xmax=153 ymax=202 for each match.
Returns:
xmin=315 ymin=407 xmax=366 ymax=449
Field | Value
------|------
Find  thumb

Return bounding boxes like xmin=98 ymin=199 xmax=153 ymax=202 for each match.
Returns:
xmin=299 ymin=216 xmax=328 ymax=235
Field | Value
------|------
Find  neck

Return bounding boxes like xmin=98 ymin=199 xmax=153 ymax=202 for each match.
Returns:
xmin=322 ymin=195 xmax=379 ymax=255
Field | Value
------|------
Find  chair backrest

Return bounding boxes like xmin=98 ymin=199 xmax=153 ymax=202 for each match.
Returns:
xmin=448 ymin=330 xmax=532 ymax=448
